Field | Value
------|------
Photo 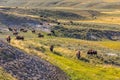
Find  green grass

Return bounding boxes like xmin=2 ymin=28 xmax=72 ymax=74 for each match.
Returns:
xmin=10 ymin=32 xmax=120 ymax=80
xmin=98 ymin=41 xmax=120 ymax=51
xmin=0 ymin=6 xmax=120 ymax=80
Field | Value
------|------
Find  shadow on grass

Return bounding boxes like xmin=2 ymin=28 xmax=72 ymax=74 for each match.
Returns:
xmin=53 ymin=51 xmax=62 ymax=56
xmin=79 ymin=57 xmax=89 ymax=63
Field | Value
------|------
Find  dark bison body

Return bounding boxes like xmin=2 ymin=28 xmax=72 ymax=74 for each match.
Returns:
xmin=20 ymin=28 xmax=24 ymax=31
xmin=47 ymin=33 xmax=52 ymax=36
xmin=20 ymin=29 xmax=27 ymax=32
xmin=76 ymin=50 xmax=81 ymax=59
xmin=51 ymin=30 xmax=55 ymax=35
xmin=8 ymin=28 xmax=13 ymax=31
xmin=32 ymin=30 xmax=35 ymax=33
xmin=38 ymin=33 xmax=44 ymax=38
xmin=16 ymin=36 xmax=24 ymax=40
xmin=23 ymin=30 xmax=28 ymax=32
xmin=50 ymin=45 xmax=54 ymax=52
xmin=87 ymin=50 xmax=97 ymax=55
xmin=13 ymin=32 xmax=18 ymax=36
xmin=6 ymin=35 xmax=11 ymax=43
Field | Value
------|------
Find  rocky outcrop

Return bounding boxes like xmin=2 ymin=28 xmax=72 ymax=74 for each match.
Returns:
xmin=0 ymin=40 xmax=69 ymax=80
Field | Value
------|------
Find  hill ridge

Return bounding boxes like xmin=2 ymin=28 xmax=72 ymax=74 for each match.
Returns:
xmin=0 ymin=0 xmax=120 ymax=9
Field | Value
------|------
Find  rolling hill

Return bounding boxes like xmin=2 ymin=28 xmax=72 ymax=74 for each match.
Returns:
xmin=0 ymin=0 xmax=120 ymax=9
xmin=0 ymin=0 xmax=120 ymax=80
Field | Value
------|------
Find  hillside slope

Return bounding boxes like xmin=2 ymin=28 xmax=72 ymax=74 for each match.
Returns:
xmin=0 ymin=0 xmax=120 ymax=9
xmin=0 ymin=40 xmax=69 ymax=80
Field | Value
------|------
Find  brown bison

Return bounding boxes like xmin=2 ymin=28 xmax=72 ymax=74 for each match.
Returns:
xmin=47 ymin=33 xmax=52 ymax=36
xmin=38 ymin=33 xmax=44 ymax=38
xmin=20 ymin=28 xmax=27 ymax=32
xmin=13 ymin=31 xmax=19 ymax=36
xmin=87 ymin=50 xmax=97 ymax=55
xmin=76 ymin=50 xmax=81 ymax=59
xmin=50 ymin=45 xmax=54 ymax=52
xmin=6 ymin=35 xmax=11 ymax=43
xmin=22 ymin=30 xmax=28 ymax=32
xmin=8 ymin=27 xmax=13 ymax=31
xmin=20 ymin=28 xmax=24 ymax=31
xmin=32 ymin=30 xmax=35 ymax=33
xmin=16 ymin=36 xmax=24 ymax=40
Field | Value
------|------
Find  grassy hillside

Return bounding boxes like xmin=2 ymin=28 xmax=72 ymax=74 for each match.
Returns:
xmin=0 ymin=7 xmax=120 ymax=41
xmin=0 ymin=4 xmax=120 ymax=80
xmin=9 ymin=31 xmax=120 ymax=80
xmin=0 ymin=0 xmax=120 ymax=9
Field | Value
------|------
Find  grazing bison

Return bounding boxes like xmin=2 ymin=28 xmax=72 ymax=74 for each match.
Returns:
xmin=57 ymin=22 xmax=61 ymax=25
xmin=20 ymin=28 xmax=27 ymax=32
xmin=32 ymin=30 xmax=35 ymax=33
xmin=16 ymin=36 xmax=24 ymax=40
xmin=20 ymin=28 xmax=24 ymax=32
xmin=8 ymin=27 xmax=13 ymax=31
xmin=13 ymin=31 xmax=18 ymax=36
xmin=50 ymin=45 xmax=54 ymax=52
xmin=76 ymin=50 xmax=81 ymax=59
xmin=51 ymin=30 xmax=55 ymax=35
xmin=22 ymin=30 xmax=28 ymax=33
xmin=6 ymin=35 xmax=11 ymax=43
xmin=40 ymin=23 xmax=43 ymax=25
xmin=38 ymin=33 xmax=44 ymax=38
xmin=87 ymin=50 xmax=97 ymax=55
xmin=47 ymin=33 xmax=52 ymax=36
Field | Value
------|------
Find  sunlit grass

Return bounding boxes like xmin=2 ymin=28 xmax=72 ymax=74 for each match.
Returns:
xmin=97 ymin=41 xmax=120 ymax=51
xmin=11 ymin=36 xmax=120 ymax=80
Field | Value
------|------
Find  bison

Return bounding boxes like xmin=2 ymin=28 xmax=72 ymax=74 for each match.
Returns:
xmin=76 ymin=50 xmax=81 ymax=59
xmin=20 ymin=28 xmax=27 ymax=32
xmin=22 ymin=30 xmax=28 ymax=33
xmin=6 ymin=35 xmax=11 ymax=43
xmin=87 ymin=49 xmax=97 ymax=55
xmin=13 ymin=31 xmax=19 ymax=36
xmin=16 ymin=36 xmax=24 ymax=40
xmin=38 ymin=33 xmax=44 ymax=38
xmin=47 ymin=33 xmax=52 ymax=36
xmin=50 ymin=45 xmax=54 ymax=52
xmin=32 ymin=30 xmax=35 ymax=33
xmin=20 ymin=28 xmax=24 ymax=32
xmin=8 ymin=27 xmax=13 ymax=31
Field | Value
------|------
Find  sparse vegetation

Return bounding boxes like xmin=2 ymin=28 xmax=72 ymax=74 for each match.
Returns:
xmin=0 ymin=1 xmax=120 ymax=79
xmin=11 ymin=35 xmax=120 ymax=80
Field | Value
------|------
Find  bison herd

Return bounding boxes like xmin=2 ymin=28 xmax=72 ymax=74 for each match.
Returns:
xmin=6 ymin=27 xmax=98 ymax=60
xmin=76 ymin=49 xmax=97 ymax=59
xmin=7 ymin=27 xmax=53 ymax=41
